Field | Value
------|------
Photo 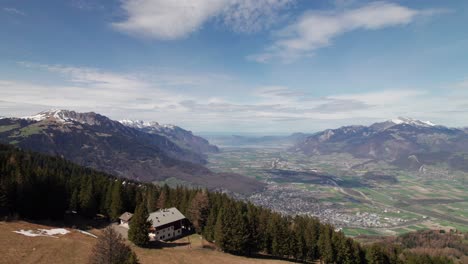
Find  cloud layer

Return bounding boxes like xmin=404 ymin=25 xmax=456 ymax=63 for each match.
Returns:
xmin=2 ymin=62 xmax=468 ymax=132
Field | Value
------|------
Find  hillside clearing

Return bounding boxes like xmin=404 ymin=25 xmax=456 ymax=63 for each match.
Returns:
xmin=0 ymin=221 xmax=294 ymax=264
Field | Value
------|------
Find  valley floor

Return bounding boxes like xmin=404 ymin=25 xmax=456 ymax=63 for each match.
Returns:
xmin=0 ymin=221 xmax=293 ymax=264
xmin=207 ymin=147 xmax=468 ymax=237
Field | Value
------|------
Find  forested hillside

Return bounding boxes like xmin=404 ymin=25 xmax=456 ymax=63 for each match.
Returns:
xmin=0 ymin=144 xmax=458 ymax=263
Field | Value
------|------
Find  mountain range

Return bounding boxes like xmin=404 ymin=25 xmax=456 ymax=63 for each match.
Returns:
xmin=293 ymin=117 xmax=468 ymax=172
xmin=120 ymin=119 xmax=219 ymax=156
xmin=0 ymin=110 xmax=263 ymax=194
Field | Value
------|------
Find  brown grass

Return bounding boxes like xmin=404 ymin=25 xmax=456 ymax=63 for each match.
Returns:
xmin=0 ymin=221 xmax=293 ymax=264
xmin=0 ymin=221 xmax=96 ymax=264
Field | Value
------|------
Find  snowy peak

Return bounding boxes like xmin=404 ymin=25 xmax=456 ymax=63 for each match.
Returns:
xmin=119 ymin=119 xmax=177 ymax=131
xmin=24 ymin=109 xmax=70 ymax=122
xmin=22 ymin=109 xmax=103 ymax=125
xmin=390 ymin=117 xmax=436 ymax=127
xmin=120 ymin=119 xmax=160 ymax=129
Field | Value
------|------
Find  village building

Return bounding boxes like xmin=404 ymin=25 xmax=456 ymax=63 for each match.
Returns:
xmin=119 ymin=212 xmax=133 ymax=228
xmin=147 ymin=207 xmax=187 ymax=241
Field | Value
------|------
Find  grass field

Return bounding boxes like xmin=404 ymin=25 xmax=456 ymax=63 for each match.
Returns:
xmin=0 ymin=221 xmax=294 ymax=264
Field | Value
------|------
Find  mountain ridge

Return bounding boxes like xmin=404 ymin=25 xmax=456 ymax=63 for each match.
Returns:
xmin=0 ymin=109 xmax=263 ymax=194
xmin=294 ymin=117 xmax=468 ymax=172
xmin=120 ymin=119 xmax=219 ymax=154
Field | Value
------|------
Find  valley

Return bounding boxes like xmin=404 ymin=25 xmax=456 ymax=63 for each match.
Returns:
xmin=207 ymin=147 xmax=468 ymax=237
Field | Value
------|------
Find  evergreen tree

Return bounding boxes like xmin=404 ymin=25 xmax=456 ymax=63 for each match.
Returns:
xmin=318 ymin=224 xmax=334 ymax=264
xmin=128 ymin=203 xmax=151 ymax=247
xmin=109 ymin=181 xmax=123 ymax=220
xmin=145 ymin=187 xmax=158 ymax=213
xmin=214 ymin=207 xmax=226 ymax=249
xmin=203 ymin=206 xmax=218 ymax=241
xmin=69 ymin=188 xmax=79 ymax=211
xmin=366 ymin=244 xmax=389 ymax=264
xmin=79 ymin=177 xmax=97 ymax=217
xmin=0 ymin=183 xmax=9 ymax=217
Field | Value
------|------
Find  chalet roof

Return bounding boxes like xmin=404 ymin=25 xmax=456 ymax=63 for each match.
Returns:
xmin=147 ymin=207 xmax=185 ymax=228
xmin=119 ymin=212 xmax=133 ymax=222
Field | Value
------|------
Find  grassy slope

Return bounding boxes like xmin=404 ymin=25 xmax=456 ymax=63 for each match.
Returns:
xmin=0 ymin=221 xmax=292 ymax=264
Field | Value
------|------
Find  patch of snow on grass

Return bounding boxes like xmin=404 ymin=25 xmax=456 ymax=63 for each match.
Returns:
xmin=13 ymin=228 xmax=70 ymax=238
xmin=77 ymin=229 xmax=98 ymax=238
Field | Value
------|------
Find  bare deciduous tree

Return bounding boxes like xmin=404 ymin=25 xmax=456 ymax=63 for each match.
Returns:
xmin=89 ymin=227 xmax=139 ymax=264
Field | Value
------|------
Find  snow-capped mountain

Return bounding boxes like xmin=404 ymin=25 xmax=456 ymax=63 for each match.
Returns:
xmin=22 ymin=109 xmax=105 ymax=126
xmin=0 ymin=110 xmax=258 ymax=193
xmin=119 ymin=119 xmax=176 ymax=131
xmin=120 ymin=119 xmax=219 ymax=154
xmin=294 ymin=118 xmax=468 ymax=172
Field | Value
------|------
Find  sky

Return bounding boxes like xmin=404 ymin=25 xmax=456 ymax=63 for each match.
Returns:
xmin=1 ymin=0 xmax=468 ymax=134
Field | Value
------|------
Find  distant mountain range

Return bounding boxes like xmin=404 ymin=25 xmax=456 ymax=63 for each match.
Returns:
xmin=293 ymin=117 xmax=468 ymax=171
xmin=120 ymin=119 xmax=219 ymax=155
xmin=0 ymin=110 xmax=263 ymax=193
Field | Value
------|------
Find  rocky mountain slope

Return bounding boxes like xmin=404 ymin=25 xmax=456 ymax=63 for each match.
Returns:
xmin=294 ymin=117 xmax=468 ymax=171
xmin=0 ymin=110 xmax=263 ymax=193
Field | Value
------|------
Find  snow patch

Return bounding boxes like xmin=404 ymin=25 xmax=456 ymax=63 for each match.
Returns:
xmin=391 ymin=117 xmax=436 ymax=127
xmin=23 ymin=109 xmax=71 ymax=123
xmin=77 ymin=229 xmax=98 ymax=238
xmin=13 ymin=228 xmax=70 ymax=238
xmin=119 ymin=119 xmax=177 ymax=131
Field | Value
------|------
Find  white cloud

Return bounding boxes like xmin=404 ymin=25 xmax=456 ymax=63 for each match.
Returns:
xmin=3 ymin=7 xmax=25 ymax=16
xmin=112 ymin=0 xmax=293 ymax=40
xmin=249 ymin=1 xmax=441 ymax=63
xmin=222 ymin=0 xmax=293 ymax=33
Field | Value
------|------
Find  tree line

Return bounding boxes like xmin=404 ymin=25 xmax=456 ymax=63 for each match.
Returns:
xmin=0 ymin=143 xmax=454 ymax=264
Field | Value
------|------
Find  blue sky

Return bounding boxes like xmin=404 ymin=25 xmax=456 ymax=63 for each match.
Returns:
xmin=1 ymin=0 xmax=468 ymax=133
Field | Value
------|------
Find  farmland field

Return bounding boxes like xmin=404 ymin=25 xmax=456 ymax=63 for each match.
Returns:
xmin=207 ymin=147 xmax=468 ymax=236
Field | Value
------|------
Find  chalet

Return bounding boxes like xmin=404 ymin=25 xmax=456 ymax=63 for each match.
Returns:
xmin=147 ymin=207 xmax=187 ymax=241
xmin=119 ymin=212 xmax=133 ymax=228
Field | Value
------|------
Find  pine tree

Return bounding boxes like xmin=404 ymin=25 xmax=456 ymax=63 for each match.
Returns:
xmin=89 ymin=226 xmax=139 ymax=264
xmin=318 ymin=225 xmax=334 ymax=264
xmin=109 ymin=181 xmax=123 ymax=221
xmin=145 ymin=187 xmax=158 ymax=213
xmin=69 ymin=188 xmax=79 ymax=211
xmin=128 ymin=203 xmax=151 ymax=247
xmin=214 ymin=207 xmax=225 ymax=249
xmin=79 ymin=177 xmax=97 ymax=217
xmin=203 ymin=206 xmax=218 ymax=241
xmin=366 ymin=244 xmax=388 ymax=264
xmin=0 ymin=183 xmax=9 ymax=217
